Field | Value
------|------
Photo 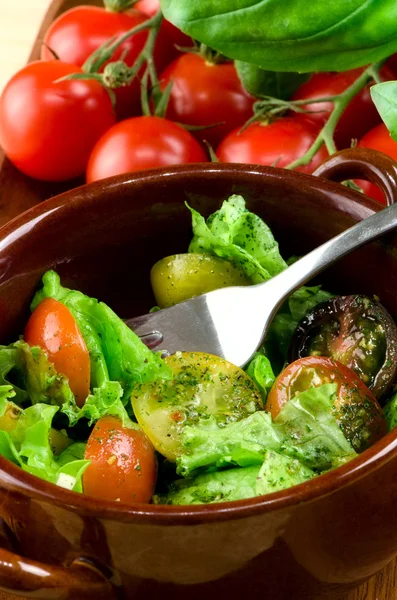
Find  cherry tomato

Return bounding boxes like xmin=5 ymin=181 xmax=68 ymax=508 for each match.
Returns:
xmin=86 ymin=115 xmax=207 ymax=182
xmin=24 ymin=298 xmax=90 ymax=407
xmin=159 ymin=54 xmax=255 ymax=146
xmin=83 ymin=416 xmax=157 ymax=504
xmin=0 ymin=61 xmax=115 ymax=181
xmin=132 ymin=352 xmax=262 ymax=460
xmin=288 ymin=295 xmax=397 ymax=399
xmin=134 ymin=0 xmax=193 ymax=51
xmin=386 ymin=54 xmax=397 ymax=76
xmin=151 ymin=253 xmax=249 ymax=308
xmin=356 ymin=123 xmax=397 ymax=204
xmin=41 ymin=6 xmax=175 ymax=119
xmin=216 ymin=116 xmax=328 ymax=175
xmin=292 ymin=67 xmax=395 ymax=150
xmin=266 ymin=356 xmax=386 ymax=453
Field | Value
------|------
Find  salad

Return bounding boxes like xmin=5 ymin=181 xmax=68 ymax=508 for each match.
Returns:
xmin=0 ymin=195 xmax=396 ymax=507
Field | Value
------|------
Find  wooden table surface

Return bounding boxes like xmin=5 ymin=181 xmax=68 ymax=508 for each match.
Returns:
xmin=0 ymin=0 xmax=52 ymax=93
xmin=0 ymin=1 xmax=396 ymax=599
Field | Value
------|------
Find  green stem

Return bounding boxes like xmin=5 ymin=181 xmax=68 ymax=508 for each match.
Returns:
xmin=83 ymin=10 xmax=162 ymax=74
xmin=104 ymin=0 xmax=138 ymax=12
xmin=286 ymin=60 xmax=385 ymax=170
xmin=120 ymin=12 xmax=163 ymax=88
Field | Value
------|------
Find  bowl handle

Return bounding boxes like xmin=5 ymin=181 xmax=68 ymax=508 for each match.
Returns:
xmin=0 ymin=546 xmax=117 ymax=599
xmin=312 ymin=147 xmax=397 ymax=206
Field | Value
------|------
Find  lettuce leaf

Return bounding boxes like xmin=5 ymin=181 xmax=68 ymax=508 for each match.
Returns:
xmin=383 ymin=393 xmax=397 ymax=431
xmin=188 ymin=195 xmax=287 ymax=283
xmin=245 ymin=352 xmax=275 ymax=400
xmin=157 ymin=465 xmax=260 ymax=505
xmin=274 ymin=384 xmax=356 ymax=470
xmin=159 ymin=450 xmax=314 ymax=505
xmin=31 ymin=271 xmax=172 ymax=402
xmin=177 ymin=384 xmax=356 ymax=477
xmin=177 ymin=410 xmax=281 ymax=476
xmin=0 ymin=392 xmax=90 ymax=492
xmin=265 ymin=285 xmax=334 ymax=365
xmin=0 ymin=346 xmax=29 ymax=405
xmin=14 ymin=340 xmax=131 ymax=428
xmin=256 ymin=450 xmax=314 ymax=495
xmin=187 ymin=196 xmax=333 ymax=367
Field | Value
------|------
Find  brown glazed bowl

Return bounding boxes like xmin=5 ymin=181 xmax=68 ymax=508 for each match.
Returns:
xmin=1 ymin=148 xmax=397 ymax=600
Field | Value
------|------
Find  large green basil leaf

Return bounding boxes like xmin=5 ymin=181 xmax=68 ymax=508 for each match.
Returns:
xmin=235 ymin=62 xmax=309 ymax=99
xmin=161 ymin=1 xmax=397 ymax=73
xmin=371 ymin=82 xmax=397 ymax=141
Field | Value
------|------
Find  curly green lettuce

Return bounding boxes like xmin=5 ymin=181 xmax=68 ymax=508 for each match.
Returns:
xmin=188 ymin=196 xmax=333 ymax=368
xmin=31 ymin=271 xmax=172 ymax=401
xmin=176 ymin=384 xmax=356 ymax=477
xmin=0 ymin=387 xmax=89 ymax=492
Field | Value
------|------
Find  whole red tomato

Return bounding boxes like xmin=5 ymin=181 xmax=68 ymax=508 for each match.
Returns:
xmin=356 ymin=123 xmax=397 ymax=204
xmin=86 ymin=116 xmax=208 ymax=182
xmin=41 ymin=6 xmax=175 ymax=119
xmin=159 ymin=54 xmax=255 ymax=146
xmin=216 ymin=116 xmax=328 ymax=174
xmin=134 ymin=0 xmax=192 ymax=51
xmin=0 ymin=61 xmax=115 ymax=181
xmin=292 ymin=67 xmax=395 ymax=149
xmin=387 ymin=54 xmax=397 ymax=75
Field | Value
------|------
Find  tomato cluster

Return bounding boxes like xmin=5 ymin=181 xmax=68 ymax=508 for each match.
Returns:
xmin=1 ymin=2 xmax=397 ymax=194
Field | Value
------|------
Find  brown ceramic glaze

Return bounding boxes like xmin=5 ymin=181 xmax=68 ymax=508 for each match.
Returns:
xmin=0 ymin=149 xmax=395 ymax=600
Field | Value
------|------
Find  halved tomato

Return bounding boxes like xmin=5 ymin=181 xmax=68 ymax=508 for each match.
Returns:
xmin=151 ymin=253 xmax=249 ymax=308
xmin=266 ymin=356 xmax=386 ymax=453
xmin=131 ymin=352 xmax=262 ymax=460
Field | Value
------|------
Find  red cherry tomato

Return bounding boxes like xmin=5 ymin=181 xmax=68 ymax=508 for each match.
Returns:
xmin=134 ymin=0 xmax=193 ymax=50
xmin=216 ymin=116 xmax=328 ymax=174
xmin=292 ymin=67 xmax=395 ymax=150
xmin=386 ymin=54 xmax=397 ymax=75
xmin=356 ymin=123 xmax=397 ymax=205
xmin=41 ymin=6 xmax=175 ymax=119
xmin=24 ymin=298 xmax=90 ymax=407
xmin=0 ymin=61 xmax=115 ymax=181
xmin=159 ymin=54 xmax=255 ymax=146
xmin=266 ymin=356 xmax=386 ymax=453
xmin=86 ymin=115 xmax=208 ymax=182
xmin=84 ymin=416 xmax=157 ymax=504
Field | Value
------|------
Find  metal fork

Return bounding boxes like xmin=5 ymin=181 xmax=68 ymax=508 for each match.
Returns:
xmin=125 ymin=202 xmax=397 ymax=367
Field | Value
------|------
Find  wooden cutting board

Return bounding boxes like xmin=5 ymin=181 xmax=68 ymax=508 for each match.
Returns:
xmin=0 ymin=1 xmax=396 ymax=599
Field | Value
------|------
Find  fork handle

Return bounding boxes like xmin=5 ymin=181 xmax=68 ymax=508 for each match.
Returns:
xmin=257 ymin=199 xmax=397 ymax=314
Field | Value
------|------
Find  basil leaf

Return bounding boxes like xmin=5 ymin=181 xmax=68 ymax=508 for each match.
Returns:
xmin=371 ymin=81 xmax=397 ymax=141
xmin=235 ymin=61 xmax=309 ymax=99
xmin=161 ymin=0 xmax=397 ymax=73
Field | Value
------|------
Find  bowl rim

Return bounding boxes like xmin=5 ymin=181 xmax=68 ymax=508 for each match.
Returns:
xmin=0 ymin=161 xmax=395 ymax=524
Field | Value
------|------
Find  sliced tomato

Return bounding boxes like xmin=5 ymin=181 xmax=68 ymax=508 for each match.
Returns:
xmin=266 ymin=356 xmax=386 ymax=453
xmin=24 ymin=298 xmax=90 ymax=407
xmin=131 ymin=352 xmax=262 ymax=460
xmin=288 ymin=295 xmax=397 ymax=399
xmin=84 ymin=416 xmax=157 ymax=504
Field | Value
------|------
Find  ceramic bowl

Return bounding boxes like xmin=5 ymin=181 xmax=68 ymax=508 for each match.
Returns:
xmin=0 ymin=148 xmax=397 ymax=600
